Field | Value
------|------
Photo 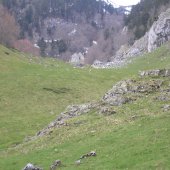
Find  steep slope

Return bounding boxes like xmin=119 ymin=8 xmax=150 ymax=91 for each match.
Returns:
xmin=92 ymin=7 xmax=170 ymax=69
xmin=0 ymin=44 xmax=170 ymax=169
xmin=125 ymin=0 xmax=170 ymax=40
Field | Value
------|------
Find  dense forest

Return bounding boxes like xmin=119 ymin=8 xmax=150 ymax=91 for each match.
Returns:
xmin=2 ymin=0 xmax=116 ymax=38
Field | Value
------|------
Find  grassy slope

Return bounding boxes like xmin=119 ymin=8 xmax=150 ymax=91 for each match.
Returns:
xmin=0 ymin=44 xmax=170 ymax=170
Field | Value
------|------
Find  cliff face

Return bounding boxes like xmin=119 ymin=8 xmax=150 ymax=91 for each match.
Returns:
xmin=148 ymin=8 xmax=170 ymax=52
xmin=108 ymin=8 xmax=170 ymax=68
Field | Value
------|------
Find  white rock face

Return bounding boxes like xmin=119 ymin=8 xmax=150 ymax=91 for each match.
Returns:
xmin=70 ymin=52 xmax=84 ymax=66
xmin=148 ymin=8 xmax=170 ymax=52
xmin=91 ymin=8 xmax=170 ymax=69
xmin=110 ymin=8 xmax=170 ymax=67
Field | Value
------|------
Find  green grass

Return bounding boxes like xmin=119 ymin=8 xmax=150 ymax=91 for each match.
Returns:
xmin=0 ymin=44 xmax=170 ymax=170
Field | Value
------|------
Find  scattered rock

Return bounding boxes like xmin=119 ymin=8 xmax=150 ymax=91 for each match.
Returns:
xmin=89 ymin=151 xmax=96 ymax=156
xmin=37 ymin=102 xmax=99 ymax=137
xmin=139 ymin=69 xmax=170 ymax=77
xmin=50 ymin=160 xmax=61 ymax=170
xmin=22 ymin=163 xmax=43 ymax=170
xmin=75 ymin=160 xmax=81 ymax=165
xmin=162 ymin=105 xmax=170 ymax=112
xmin=155 ymin=92 xmax=170 ymax=101
xmin=99 ymin=106 xmax=116 ymax=116
xmin=132 ymin=79 xmax=163 ymax=93
xmin=103 ymin=94 xmax=132 ymax=106
xmin=102 ymin=79 xmax=133 ymax=105
xmin=80 ymin=151 xmax=96 ymax=159
xmin=156 ymin=96 xmax=170 ymax=102
xmin=91 ymin=60 xmax=125 ymax=69
xmin=148 ymin=8 xmax=170 ymax=52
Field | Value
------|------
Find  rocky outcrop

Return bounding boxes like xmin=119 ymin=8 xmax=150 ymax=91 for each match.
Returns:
xmin=79 ymin=151 xmax=96 ymax=159
xmin=102 ymin=79 xmax=163 ymax=106
xmin=139 ymin=69 xmax=170 ymax=77
xmin=148 ymin=8 xmax=170 ymax=52
xmin=37 ymin=103 xmax=99 ymax=136
xmin=69 ymin=52 xmax=85 ymax=67
xmin=99 ymin=106 xmax=116 ymax=116
xmin=75 ymin=151 xmax=96 ymax=165
xmin=162 ymin=105 xmax=170 ymax=112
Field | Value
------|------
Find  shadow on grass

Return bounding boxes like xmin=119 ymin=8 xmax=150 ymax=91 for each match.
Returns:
xmin=43 ymin=87 xmax=71 ymax=94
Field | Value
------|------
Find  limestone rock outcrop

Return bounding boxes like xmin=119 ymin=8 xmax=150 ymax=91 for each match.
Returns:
xmin=148 ymin=8 xmax=170 ymax=52
xmin=69 ymin=52 xmax=84 ymax=67
xmin=102 ymin=79 xmax=163 ymax=106
xmin=36 ymin=103 xmax=99 ymax=136
xmin=95 ymin=8 xmax=170 ymax=69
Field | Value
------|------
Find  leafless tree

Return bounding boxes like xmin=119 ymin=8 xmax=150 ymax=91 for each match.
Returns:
xmin=0 ymin=5 xmax=19 ymax=47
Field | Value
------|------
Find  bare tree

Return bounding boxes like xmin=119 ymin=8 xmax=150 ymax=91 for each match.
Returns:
xmin=0 ymin=5 xmax=19 ymax=47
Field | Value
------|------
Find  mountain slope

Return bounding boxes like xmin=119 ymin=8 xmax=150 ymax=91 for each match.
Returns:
xmin=125 ymin=0 xmax=170 ymax=39
xmin=2 ymin=0 xmax=127 ymax=63
xmin=0 ymin=43 xmax=170 ymax=169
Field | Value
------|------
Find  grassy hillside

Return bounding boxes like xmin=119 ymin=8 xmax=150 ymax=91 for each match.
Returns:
xmin=0 ymin=44 xmax=170 ymax=170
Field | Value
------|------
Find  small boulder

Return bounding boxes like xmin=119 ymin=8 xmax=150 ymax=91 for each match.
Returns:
xmin=102 ymin=79 xmax=134 ymax=106
xmin=80 ymin=151 xmax=96 ymax=159
xmin=22 ymin=163 xmax=42 ymax=170
xmin=99 ymin=107 xmax=116 ymax=116
xmin=89 ymin=151 xmax=96 ymax=156
xmin=162 ymin=105 xmax=170 ymax=112
xmin=50 ymin=160 xmax=61 ymax=170
xmin=75 ymin=160 xmax=81 ymax=165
